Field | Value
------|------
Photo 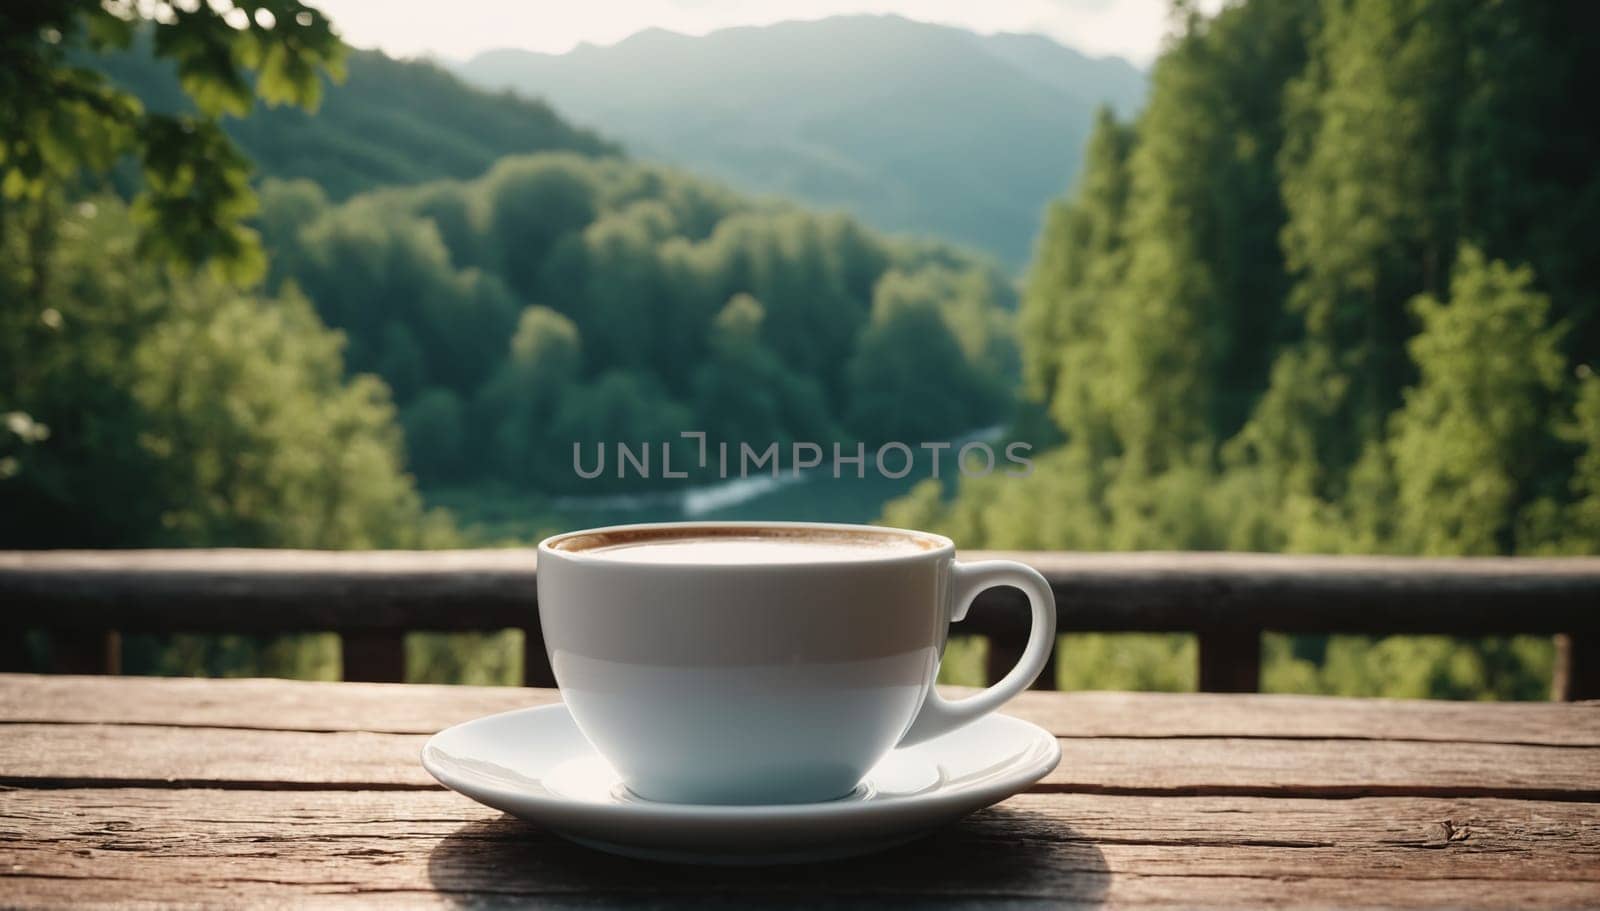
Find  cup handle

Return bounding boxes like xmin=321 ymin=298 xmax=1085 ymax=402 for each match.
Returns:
xmin=898 ymin=559 xmax=1057 ymax=747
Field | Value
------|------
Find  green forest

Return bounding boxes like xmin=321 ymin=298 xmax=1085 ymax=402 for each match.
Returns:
xmin=97 ymin=40 xmax=620 ymax=200
xmin=883 ymin=0 xmax=1600 ymax=698
xmin=3 ymin=0 xmax=1596 ymax=696
xmin=5 ymin=4 xmax=1017 ymax=550
xmin=254 ymin=159 xmax=1015 ymax=497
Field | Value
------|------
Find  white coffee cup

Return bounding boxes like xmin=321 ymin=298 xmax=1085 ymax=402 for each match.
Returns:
xmin=536 ymin=521 xmax=1056 ymax=805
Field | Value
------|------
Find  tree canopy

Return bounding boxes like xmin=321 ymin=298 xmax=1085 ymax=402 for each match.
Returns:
xmin=259 ymin=154 xmax=1018 ymax=493
xmin=886 ymin=0 xmax=1600 ymax=698
xmin=1 ymin=2 xmax=456 ymax=552
xmin=2 ymin=1 xmax=344 ymax=282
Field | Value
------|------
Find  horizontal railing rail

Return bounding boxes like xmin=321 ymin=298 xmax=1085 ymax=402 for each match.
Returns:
xmin=2 ymin=549 xmax=1597 ymax=698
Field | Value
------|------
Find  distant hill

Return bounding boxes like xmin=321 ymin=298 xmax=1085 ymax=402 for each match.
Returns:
xmin=94 ymin=44 xmax=619 ymax=200
xmin=459 ymin=15 xmax=1145 ymax=268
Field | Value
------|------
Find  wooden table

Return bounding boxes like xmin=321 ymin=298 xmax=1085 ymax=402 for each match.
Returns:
xmin=2 ymin=674 xmax=1597 ymax=908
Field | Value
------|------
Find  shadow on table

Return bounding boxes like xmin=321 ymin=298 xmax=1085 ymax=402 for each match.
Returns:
xmin=426 ymin=805 xmax=1109 ymax=908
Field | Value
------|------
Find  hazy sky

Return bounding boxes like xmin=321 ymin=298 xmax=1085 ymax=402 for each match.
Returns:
xmin=312 ymin=0 xmax=1196 ymax=66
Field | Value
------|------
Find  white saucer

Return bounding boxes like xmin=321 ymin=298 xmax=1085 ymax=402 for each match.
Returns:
xmin=422 ymin=703 xmax=1060 ymax=865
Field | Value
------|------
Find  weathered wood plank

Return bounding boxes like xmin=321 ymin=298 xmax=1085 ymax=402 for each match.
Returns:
xmin=4 ymin=722 xmax=1596 ymax=798
xmin=1 ymin=790 xmax=1596 ymax=908
xmin=3 ymin=549 xmax=1597 ymax=635
xmin=3 ymin=675 xmax=1596 ymax=745
xmin=1045 ymin=737 xmax=1600 ymax=800
xmin=7 ymin=876 xmax=1588 ymax=911
xmin=5 ymin=678 xmax=1595 ymax=907
xmin=0 ymin=724 xmax=428 ymax=789
xmin=983 ymin=550 xmax=1600 ymax=635
xmin=0 ymin=674 xmax=560 ymax=734
xmin=0 ymin=549 xmax=542 ymax=633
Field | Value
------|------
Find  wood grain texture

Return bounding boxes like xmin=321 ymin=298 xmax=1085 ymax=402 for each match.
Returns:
xmin=3 ymin=549 xmax=1598 ymax=634
xmin=5 ymin=675 xmax=1595 ymax=746
xmin=4 ymin=722 xmax=1596 ymax=799
xmin=2 ymin=790 xmax=1596 ymax=908
xmin=0 ymin=723 xmax=429 ymax=789
xmin=4 ymin=677 xmax=1599 ymax=908
xmin=0 ymin=674 xmax=559 ymax=733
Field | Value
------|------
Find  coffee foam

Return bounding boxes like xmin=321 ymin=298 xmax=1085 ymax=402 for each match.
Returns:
xmin=551 ymin=526 xmax=940 ymax=564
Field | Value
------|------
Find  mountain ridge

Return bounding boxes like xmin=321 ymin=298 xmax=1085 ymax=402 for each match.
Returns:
xmin=458 ymin=15 xmax=1146 ymax=268
xmin=471 ymin=16 xmax=1145 ymax=81
xmin=93 ymin=42 xmax=620 ymax=201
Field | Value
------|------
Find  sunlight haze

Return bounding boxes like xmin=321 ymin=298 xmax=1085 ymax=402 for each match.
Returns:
xmin=312 ymin=0 xmax=1193 ymax=65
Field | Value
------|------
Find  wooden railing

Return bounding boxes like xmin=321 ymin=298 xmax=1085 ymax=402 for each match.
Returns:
xmin=2 ymin=549 xmax=1597 ymax=698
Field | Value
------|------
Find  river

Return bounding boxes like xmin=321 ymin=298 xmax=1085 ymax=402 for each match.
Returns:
xmin=428 ymin=428 xmax=1007 ymax=541
xmin=545 ymin=427 xmax=1004 ymax=529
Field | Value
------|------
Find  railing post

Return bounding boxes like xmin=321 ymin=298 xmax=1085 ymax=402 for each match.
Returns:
xmin=53 ymin=631 xmax=120 ymax=675
xmin=522 ymin=624 xmax=556 ymax=688
xmin=341 ymin=631 xmax=405 ymax=683
xmin=1198 ymin=628 xmax=1260 ymax=693
xmin=1555 ymin=633 xmax=1600 ymax=701
xmin=0 ymin=630 xmax=32 ymax=672
xmin=985 ymin=634 xmax=1058 ymax=690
